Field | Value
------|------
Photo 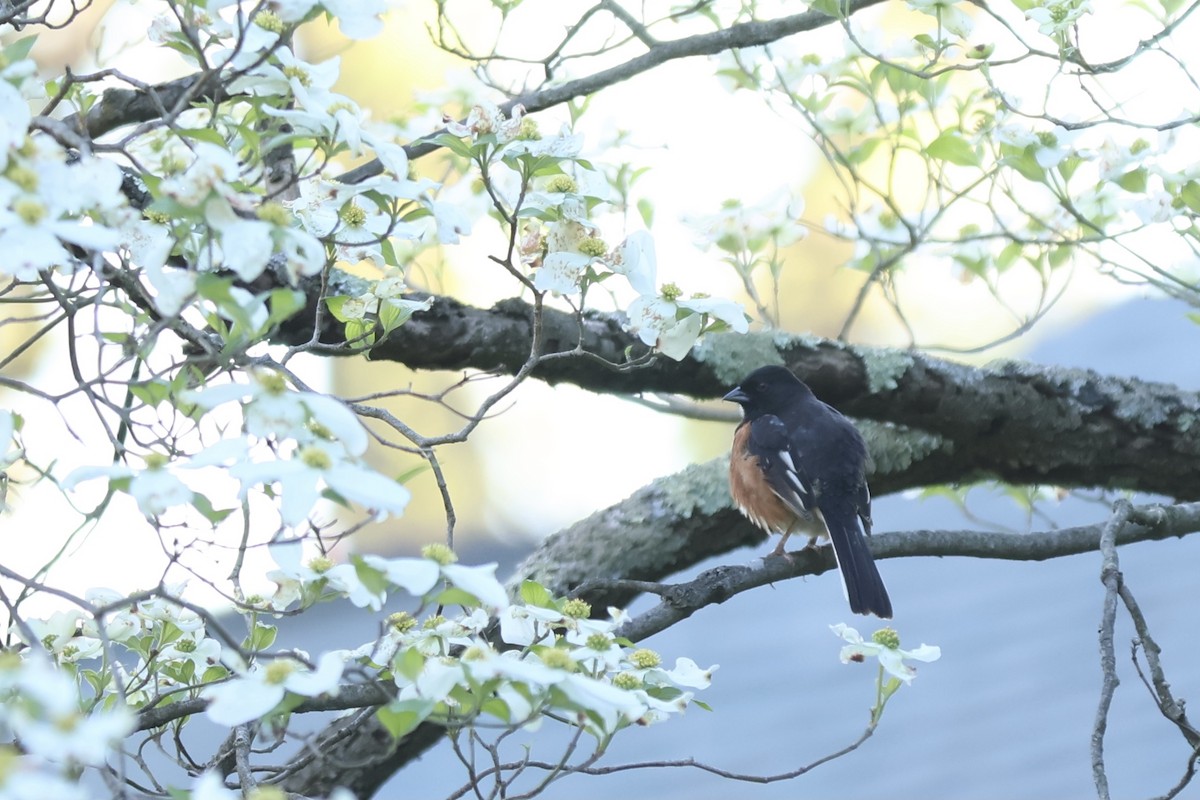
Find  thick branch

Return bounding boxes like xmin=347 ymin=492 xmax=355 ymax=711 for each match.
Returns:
xmin=62 ymin=75 xmax=205 ymax=140
xmin=278 ymin=290 xmax=1200 ymax=501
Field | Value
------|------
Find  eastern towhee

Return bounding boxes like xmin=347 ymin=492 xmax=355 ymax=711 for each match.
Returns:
xmin=724 ymin=365 xmax=892 ymax=618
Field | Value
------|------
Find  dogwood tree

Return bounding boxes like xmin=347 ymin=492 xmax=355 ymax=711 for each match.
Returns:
xmin=0 ymin=1 xmax=1196 ymax=798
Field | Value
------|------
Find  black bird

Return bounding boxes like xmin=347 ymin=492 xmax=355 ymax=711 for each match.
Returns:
xmin=724 ymin=365 xmax=892 ymax=618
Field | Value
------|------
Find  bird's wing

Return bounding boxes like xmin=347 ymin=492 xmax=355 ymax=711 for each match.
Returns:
xmin=747 ymin=414 xmax=817 ymax=519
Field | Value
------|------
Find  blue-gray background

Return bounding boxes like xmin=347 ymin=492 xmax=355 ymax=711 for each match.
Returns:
xmin=273 ymin=297 xmax=1200 ymax=799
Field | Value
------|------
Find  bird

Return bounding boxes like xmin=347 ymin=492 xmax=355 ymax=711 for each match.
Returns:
xmin=723 ymin=365 xmax=892 ymax=618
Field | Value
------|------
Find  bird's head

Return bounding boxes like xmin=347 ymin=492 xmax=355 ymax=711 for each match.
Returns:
xmin=722 ymin=365 xmax=812 ymax=416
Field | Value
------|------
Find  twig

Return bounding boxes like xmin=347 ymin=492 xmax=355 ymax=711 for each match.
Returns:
xmin=1091 ymin=499 xmax=1131 ymax=800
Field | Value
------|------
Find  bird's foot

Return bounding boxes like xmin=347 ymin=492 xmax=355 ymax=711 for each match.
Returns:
xmin=768 ymin=543 xmax=795 ymax=563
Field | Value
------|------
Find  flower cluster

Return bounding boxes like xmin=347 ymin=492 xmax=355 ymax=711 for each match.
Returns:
xmin=0 ymin=653 xmax=134 ymax=798
xmin=325 ymin=268 xmax=434 ymax=349
xmin=4 ymin=542 xmax=714 ymax=797
xmin=1025 ymin=0 xmax=1093 ymax=39
xmin=0 ymin=81 xmax=126 ymax=281
xmin=436 ymin=100 xmax=749 ymax=360
xmin=63 ymin=370 xmax=410 ymax=528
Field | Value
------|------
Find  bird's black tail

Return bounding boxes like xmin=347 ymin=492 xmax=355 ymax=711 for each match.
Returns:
xmin=822 ymin=500 xmax=892 ymax=618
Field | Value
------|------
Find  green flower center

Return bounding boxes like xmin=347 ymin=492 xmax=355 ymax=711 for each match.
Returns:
xmin=545 ymin=175 xmax=577 ymax=194
xmin=264 ymin=660 xmax=295 ymax=685
xmin=281 ymin=65 xmax=311 ymax=88
xmin=340 ymin=204 xmax=367 ymax=228
xmin=13 ymin=197 xmax=45 ymax=225
xmin=629 ymin=648 xmax=661 ymax=669
xmin=421 ymin=543 xmax=457 ymax=565
xmin=561 ymin=598 xmax=591 ymax=619
xmin=298 ymin=446 xmax=332 ymax=470
xmin=872 ymin=627 xmax=901 ymax=649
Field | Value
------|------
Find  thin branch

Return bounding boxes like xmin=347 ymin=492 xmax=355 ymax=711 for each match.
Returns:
xmin=1091 ymin=499 xmax=1131 ymax=800
xmin=129 ymin=499 xmax=1200 ymax=734
xmin=336 ymin=0 xmax=888 ymax=184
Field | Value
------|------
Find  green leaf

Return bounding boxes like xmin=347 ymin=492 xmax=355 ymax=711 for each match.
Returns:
xmin=378 ymin=300 xmax=417 ymax=333
xmin=202 ymin=665 xmax=229 ymax=683
xmin=1003 ymin=148 xmax=1045 ymax=182
xmin=714 ymin=68 xmax=758 ymax=91
xmin=808 ymin=1 xmax=844 ymax=20
xmin=191 ymin=493 xmax=234 ymax=525
xmin=566 ymin=95 xmax=593 ymax=126
xmin=266 ymin=288 xmax=306 ymax=328
xmin=996 ymin=241 xmax=1024 ymax=271
xmin=396 ymin=647 xmax=425 ymax=682
xmin=325 ymin=295 xmax=351 ymax=322
xmin=394 ymin=464 xmax=428 ymax=485
xmin=195 ymin=274 xmax=254 ymax=337
xmin=245 ymin=623 xmax=277 ymax=652
xmin=432 ymin=587 xmax=482 ymax=608
xmin=380 ymin=237 xmax=400 ymax=268
xmin=4 ymin=36 xmax=38 ymax=62
xmin=430 ymin=132 xmax=475 ymax=159
xmin=174 ymin=127 xmax=228 ymax=148
xmin=1180 ymin=181 xmax=1200 ymax=214
xmin=1047 ymin=244 xmax=1073 ymax=268
xmin=913 ymin=33 xmax=939 ymax=51
xmin=343 ymin=318 xmax=375 ymax=348
xmin=352 ymin=557 xmax=389 ymax=597
xmin=519 ymin=580 xmax=555 ymax=609
xmin=480 ymin=696 xmax=511 ymax=722
xmin=846 ymin=136 xmax=882 ymax=165
xmin=1057 ymin=154 xmax=1082 ymax=181
xmin=1116 ymin=168 xmax=1148 ymax=193
xmin=637 ymin=197 xmax=655 ymax=228
xmin=130 ymin=380 xmax=171 ymax=408
xmin=926 ymin=131 xmax=978 ymax=167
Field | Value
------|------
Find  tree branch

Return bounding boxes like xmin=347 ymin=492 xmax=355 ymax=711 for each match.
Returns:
xmin=256 ymin=496 xmax=1200 ymax=797
xmin=594 ymin=500 xmax=1200 ymax=641
xmin=67 ymin=3 xmax=885 ymax=172
xmin=276 ymin=288 xmax=1200 ymax=501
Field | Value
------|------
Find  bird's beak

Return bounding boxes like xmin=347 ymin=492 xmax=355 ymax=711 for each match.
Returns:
xmin=723 ymin=386 xmax=748 ymax=404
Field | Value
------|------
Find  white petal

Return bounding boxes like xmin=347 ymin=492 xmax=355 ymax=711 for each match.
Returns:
xmin=610 ymin=231 xmax=657 ymax=296
xmin=204 ymin=679 xmax=285 ymax=725
xmin=61 ymin=463 xmax=132 ymax=490
xmin=362 ymin=555 xmax=440 ymax=596
xmin=902 ymin=644 xmax=942 ymax=663
xmin=534 ymin=251 xmax=591 ymax=295
xmin=325 ymin=464 xmax=412 ymax=518
xmin=301 ymin=393 xmax=368 ymax=455
xmin=182 ymin=382 xmax=254 ymax=410
xmin=285 ymin=651 xmax=345 ymax=696
xmin=838 ymin=643 xmax=880 ymax=664
xmin=560 ymin=674 xmax=645 ymax=724
xmin=662 ymin=657 xmax=719 ymax=689
xmin=192 ymin=771 xmax=238 ymax=800
xmin=51 ymin=219 xmax=121 ymax=251
xmin=877 ymin=649 xmax=919 ymax=683
xmin=656 ymin=313 xmax=703 ymax=360
xmin=441 ymin=563 xmax=509 ymax=610
xmin=325 ymin=563 xmax=386 ymax=610
xmin=830 ymin=623 xmax=863 ymax=644
xmin=677 ymin=295 xmax=749 ymax=332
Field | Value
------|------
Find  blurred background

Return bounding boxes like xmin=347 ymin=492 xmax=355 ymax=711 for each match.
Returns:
xmin=4 ymin=1 xmax=1199 ymax=797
